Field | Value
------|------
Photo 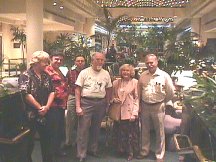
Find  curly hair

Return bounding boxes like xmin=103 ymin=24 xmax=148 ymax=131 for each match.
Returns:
xmin=119 ymin=64 xmax=135 ymax=78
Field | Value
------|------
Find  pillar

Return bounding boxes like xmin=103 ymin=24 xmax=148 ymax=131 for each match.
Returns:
xmin=83 ymin=18 xmax=95 ymax=37
xmin=26 ymin=0 xmax=43 ymax=66
xmin=191 ymin=18 xmax=206 ymax=45
xmin=191 ymin=18 xmax=201 ymax=35
xmin=83 ymin=18 xmax=95 ymax=50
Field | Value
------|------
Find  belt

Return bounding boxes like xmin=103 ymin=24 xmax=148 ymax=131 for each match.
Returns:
xmin=142 ymin=101 xmax=164 ymax=105
xmin=81 ymin=97 xmax=105 ymax=101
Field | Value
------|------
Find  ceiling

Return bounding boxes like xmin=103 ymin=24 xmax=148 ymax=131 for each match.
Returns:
xmin=0 ymin=0 xmax=216 ymax=32
xmin=93 ymin=0 xmax=190 ymax=8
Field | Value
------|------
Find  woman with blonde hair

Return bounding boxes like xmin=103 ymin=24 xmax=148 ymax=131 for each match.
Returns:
xmin=19 ymin=51 xmax=55 ymax=162
xmin=111 ymin=64 xmax=139 ymax=161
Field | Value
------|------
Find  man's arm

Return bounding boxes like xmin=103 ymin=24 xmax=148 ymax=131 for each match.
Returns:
xmin=105 ymin=87 xmax=112 ymax=103
xmin=137 ymin=79 xmax=142 ymax=102
xmin=75 ymin=86 xmax=83 ymax=116
xmin=165 ymin=74 xmax=175 ymax=102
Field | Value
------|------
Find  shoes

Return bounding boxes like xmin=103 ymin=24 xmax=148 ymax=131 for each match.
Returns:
xmin=127 ymin=155 xmax=133 ymax=161
xmin=79 ymin=157 xmax=86 ymax=162
xmin=136 ymin=154 xmax=148 ymax=159
xmin=87 ymin=151 xmax=101 ymax=158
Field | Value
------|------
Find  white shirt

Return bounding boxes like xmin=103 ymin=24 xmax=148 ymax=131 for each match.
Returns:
xmin=138 ymin=68 xmax=175 ymax=103
xmin=75 ymin=67 xmax=112 ymax=98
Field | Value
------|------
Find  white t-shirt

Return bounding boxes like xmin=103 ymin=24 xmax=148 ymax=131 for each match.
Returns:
xmin=75 ymin=67 xmax=112 ymax=98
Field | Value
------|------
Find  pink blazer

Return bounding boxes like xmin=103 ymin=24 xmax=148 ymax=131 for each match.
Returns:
xmin=112 ymin=78 xmax=139 ymax=120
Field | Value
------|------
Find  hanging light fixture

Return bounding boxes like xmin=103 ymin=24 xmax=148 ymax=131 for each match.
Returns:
xmin=53 ymin=0 xmax=57 ymax=6
xmin=59 ymin=0 xmax=64 ymax=9
xmin=93 ymin=0 xmax=190 ymax=8
xmin=52 ymin=0 xmax=64 ymax=9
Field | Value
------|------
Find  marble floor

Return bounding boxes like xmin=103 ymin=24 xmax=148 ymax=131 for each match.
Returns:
xmin=32 ymin=129 xmax=179 ymax=162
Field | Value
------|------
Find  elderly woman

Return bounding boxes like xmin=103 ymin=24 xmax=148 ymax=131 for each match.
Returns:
xmin=111 ymin=64 xmax=139 ymax=161
xmin=18 ymin=51 xmax=55 ymax=162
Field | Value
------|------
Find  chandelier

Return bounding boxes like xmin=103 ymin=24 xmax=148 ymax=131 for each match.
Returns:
xmin=93 ymin=0 xmax=190 ymax=8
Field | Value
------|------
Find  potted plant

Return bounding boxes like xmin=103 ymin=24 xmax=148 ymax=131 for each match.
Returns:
xmin=44 ymin=33 xmax=92 ymax=68
xmin=10 ymin=26 xmax=26 ymax=64
xmin=188 ymin=73 xmax=216 ymax=111
xmin=103 ymin=8 xmax=127 ymax=54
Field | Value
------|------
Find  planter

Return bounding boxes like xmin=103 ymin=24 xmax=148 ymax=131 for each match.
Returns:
xmin=184 ymin=101 xmax=216 ymax=160
xmin=174 ymin=134 xmax=209 ymax=161
xmin=174 ymin=134 xmax=192 ymax=151
xmin=0 ymin=92 xmax=30 ymax=162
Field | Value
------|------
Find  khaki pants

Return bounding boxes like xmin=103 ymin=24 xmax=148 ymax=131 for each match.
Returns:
xmin=65 ymin=95 xmax=77 ymax=146
xmin=76 ymin=98 xmax=106 ymax=159
xmin=140 ymin=101 xmax=165 ymax=160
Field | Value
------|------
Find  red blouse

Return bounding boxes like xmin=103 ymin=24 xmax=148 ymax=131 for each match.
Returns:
xmin=45 ymin=65 xmax=68 ymax=108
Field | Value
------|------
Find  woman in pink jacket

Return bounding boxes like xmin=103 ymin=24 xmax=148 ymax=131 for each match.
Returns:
xmin=111 ymin=64 xmax=139 ymax=161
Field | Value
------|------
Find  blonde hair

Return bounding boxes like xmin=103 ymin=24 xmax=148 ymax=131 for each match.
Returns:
xmin=29 ymin=51 xmax=50 ymax=66
xmin=119 ymin=64 xmax=135 ymax=78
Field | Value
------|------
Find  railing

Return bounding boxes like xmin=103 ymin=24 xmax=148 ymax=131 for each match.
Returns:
xmin=174 ymin=134 xmax=210 ymax=162
xmin=1 ymin=58 xmax=26 ymax=77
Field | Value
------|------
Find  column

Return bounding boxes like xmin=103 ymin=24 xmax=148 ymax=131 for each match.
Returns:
xmin=191 ymin=18 xmax=201 ymax=35
xmin=83 ymin=18 xmax=95 ymax=37
xmin=26 ymin=0 xmax=43 ymax=66
xmin=191 ymin=18 xmax=206 ymax=45
xmin=83 ymin=18 xmax=95 ymax=50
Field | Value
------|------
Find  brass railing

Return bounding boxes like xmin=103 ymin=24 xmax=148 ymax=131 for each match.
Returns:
xmin=174 ymin=134 xmax=210 ymax=162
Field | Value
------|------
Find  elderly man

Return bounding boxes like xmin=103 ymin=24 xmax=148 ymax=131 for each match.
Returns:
xmin=75 ymin=52 xmax=112 ymax=162
xmin=137 ymin=54 xmax=175 ymax=161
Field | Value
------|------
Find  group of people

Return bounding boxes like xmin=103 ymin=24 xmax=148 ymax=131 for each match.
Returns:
xmin=18 ymin=50 xmax=175 ymax=162
xmin=111 ymin=54 xmax=175 ymax=162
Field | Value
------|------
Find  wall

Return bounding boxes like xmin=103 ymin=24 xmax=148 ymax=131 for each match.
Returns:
xmin=1 ymin=23 xmax=24 ymax=70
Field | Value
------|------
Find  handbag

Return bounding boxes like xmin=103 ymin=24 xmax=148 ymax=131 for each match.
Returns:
xmin=108 ymin=102 xmax=121 ymax=121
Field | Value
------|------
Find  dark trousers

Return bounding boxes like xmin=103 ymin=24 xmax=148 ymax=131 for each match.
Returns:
xmin=47 ymin=107 xmax=65 ymax=156
xmin=27 ymin=117 xmax=53 ymax=162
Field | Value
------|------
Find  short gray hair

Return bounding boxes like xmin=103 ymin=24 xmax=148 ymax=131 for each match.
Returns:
xmin=145 ymin=54 xmax=158 ymax=61
xmin=91 ymin=52 xmax=105 ymax=61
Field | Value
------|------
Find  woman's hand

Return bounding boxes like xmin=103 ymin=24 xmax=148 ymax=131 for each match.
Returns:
xmin=113 ymin=98 xmax=121 ymax=103
xmin=129 ymin=115 xmax=137 ymax=122
xmin=38 ymin=106 xmax=49 ymax=116
xmin=130 ymin=115 xmax=135 ymax=121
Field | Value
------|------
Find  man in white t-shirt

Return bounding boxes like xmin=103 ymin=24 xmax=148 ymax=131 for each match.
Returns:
xmin=75 ymin=52 xmax=112 ymax=162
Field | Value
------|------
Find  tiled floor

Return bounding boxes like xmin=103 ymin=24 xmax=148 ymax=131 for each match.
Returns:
xmin=32 ymin=129 xmax=179 ymax=162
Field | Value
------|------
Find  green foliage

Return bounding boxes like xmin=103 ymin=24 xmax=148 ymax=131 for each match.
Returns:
xmin=134 ymin=26 xmax=200 ymax=74
xmin=18 ymin=62 xmax=27 ymax=72
xmin=10 ymin=26 xmax=26 ymax=64
xmin=115 ymin=23 xmax=137 ymax=48
xmin=43 ymin=34 xmax=91 ymax=68
xmin=0 ymin=84 xmax=9 ymax=97
xmin=103 ymin=8 xmax=127 ymax=49
xmin=114 ymin=25 xmax=200 ymax=74
xmin=143 ymin=25 xmax=169 ymax=53
xmin=191 ymin=74 xmax=216 ymax=107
